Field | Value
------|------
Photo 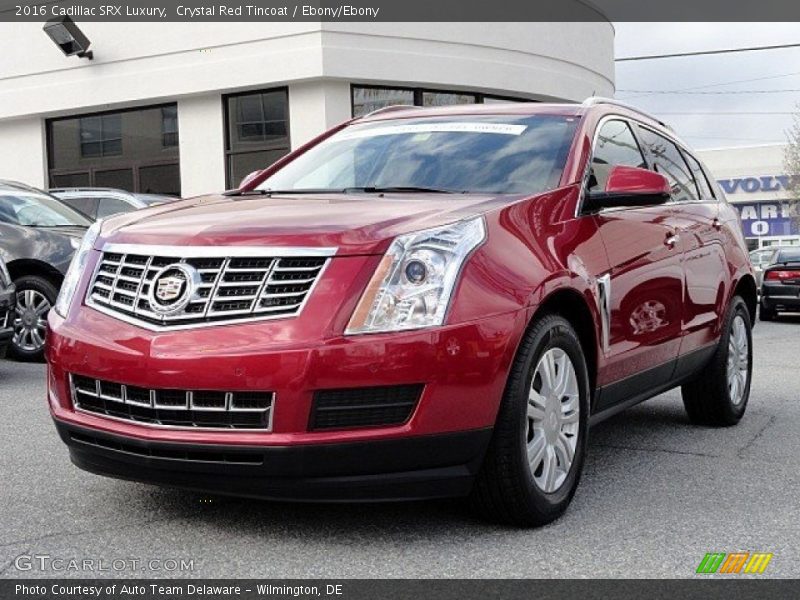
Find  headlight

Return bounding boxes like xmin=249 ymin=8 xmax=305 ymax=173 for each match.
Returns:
xmin=54 ymin=220 xmax=102 ymax=318
xmin=346 ymin=217 xmax=486 ymax=334
xmin=0 ymin=258 xmax=10 ymax=287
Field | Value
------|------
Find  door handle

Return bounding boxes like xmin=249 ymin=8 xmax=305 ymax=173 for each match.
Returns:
xmin=712 ymin=218 xmax=722 ymax=230
xmin=664 ymin=233 xmax=680 ymax=248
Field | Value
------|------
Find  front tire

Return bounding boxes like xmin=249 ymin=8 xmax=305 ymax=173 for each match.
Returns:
xmin=470 ymin=314 xmax=590 ymax=527
xmin=10 ymin=275 xmax=58 ymax=362
xmin=682 ymin=296 xmax=752 ymax=426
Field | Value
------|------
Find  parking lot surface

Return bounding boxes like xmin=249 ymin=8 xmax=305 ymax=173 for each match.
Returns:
xmin=1 ymin=318 xmax=798 ymax=579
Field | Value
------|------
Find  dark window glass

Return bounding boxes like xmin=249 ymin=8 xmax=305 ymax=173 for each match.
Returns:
xmin=59 ymin=196 xmax=99 ymax=219
xmin=50 ymin=172 xmax=90 ymax=188
xmin=96 ymin=197 xmax=134 ymax=218
xmin=422 ymin=91 xmax=477 ymax=107
xmin=80 ymin=114 xmax=122 ymax=158
xmin=638 ymin=128 xmax=699 ymax=202
xmin=161 ymin=106 xmax=179 ymax=147
xmin=95 ymin=168 xmax=134 ymax=190
xmin=225 ymin=89 xmax=290 ymax=188
xmin=0 ymin=185 xmax=91 ymax=227
xmin=139 ymin=164 xmax=181 ymax=195
xmin=684 ymin=152 xmax=715 ymax=200
xmin=589 ymin=120 xmax=646 ymax=192
xmin=258 ymin=115 xmax=578 ymax=196
xmin=352 ymin=87 xmax=415 ymax=117
xmin=47 ymin=105 xmax=180 ymax=195
xmin=777 ymin=248 xmax=800 ymax=262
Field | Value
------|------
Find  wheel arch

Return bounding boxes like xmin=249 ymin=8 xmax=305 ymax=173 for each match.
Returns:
xmin=530 ymin=287 xmax=600 ymax=397
xmin=732 ymin=273 xmax=757 ymax=326
xmin=7 ymin=259 xmax=64 ymax=290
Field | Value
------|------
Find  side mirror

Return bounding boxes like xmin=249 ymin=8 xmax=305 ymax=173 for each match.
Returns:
xmin=583 ymin=165 xmax=671 ymax=213
xmin=238 ymin=170 xmax=262 ymax=190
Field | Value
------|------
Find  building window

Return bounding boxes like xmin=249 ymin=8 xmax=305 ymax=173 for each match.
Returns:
xmin=225 ymin=88 xmax=290 ymax=188
xmin=79 ymin=114 xmax=122 ymax=158
xmin=47 ymin=104 xmax=181 ymax=196
xmin=351 ymin=85 xmax=530 ymax=117
xmin=161 ymin=106 xmax=179 ymax=147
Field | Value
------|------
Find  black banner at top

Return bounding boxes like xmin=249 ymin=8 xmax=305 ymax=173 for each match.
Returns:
xmin=2 ymin=0 xmax=800 ymax=22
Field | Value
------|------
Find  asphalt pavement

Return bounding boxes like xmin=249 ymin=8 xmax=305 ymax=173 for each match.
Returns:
xmin=1 ymin=318 xmax=798 ymax=579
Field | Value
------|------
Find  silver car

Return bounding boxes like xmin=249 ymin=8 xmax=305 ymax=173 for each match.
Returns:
xmin=49 ymin=187 xmax=176 ymax=221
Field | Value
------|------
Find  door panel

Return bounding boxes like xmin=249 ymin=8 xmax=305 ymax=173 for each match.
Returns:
xmin=671 ymin=202 xmax=727 ymax=352
xmin=593 ymin=206 xmax=684 ymax=394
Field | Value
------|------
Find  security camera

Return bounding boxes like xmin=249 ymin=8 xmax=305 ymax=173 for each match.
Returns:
xmin=43 ymin=16 xmax=93 ymax=60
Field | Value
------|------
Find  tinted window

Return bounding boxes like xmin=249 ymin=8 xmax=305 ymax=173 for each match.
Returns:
xmin=684 ymin=153 xmax=715 ymax=199
xmin=0 ymin=187 xmax=91 ymax=227
xmin=225 ymin=89 xmax=290 ymax=187
xmin=60 ymin=196 xmax=99 ymax=218
xmin=352 ymin=87 xmax=415 ymax=117
xmin=638 ymin=128 xmax=699 ymax=202
xmin=96 ymin=197 xmax=135 ymax=218
xmin=589 ymin=120 xmax=646 ymax=192
xmin=258 ymin=115 xmax=578 ymax=195
xmin=776 ymin=248 xmax=800 ymax=262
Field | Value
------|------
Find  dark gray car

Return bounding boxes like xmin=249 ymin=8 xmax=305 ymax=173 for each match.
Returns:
xmin=0 ymin=181 xmax=91 ymax=361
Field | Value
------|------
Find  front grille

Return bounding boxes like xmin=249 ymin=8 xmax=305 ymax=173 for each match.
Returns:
xmin=310 ymin=384 xmax=423 ymax=431
xmin=70 ymin=374 xmax=274 ymax=430
xmin=86 ymin=245 xmax=332 ymax=330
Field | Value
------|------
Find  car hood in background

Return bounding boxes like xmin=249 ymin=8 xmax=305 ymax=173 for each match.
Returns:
xmin=97 ymin=192 xmax=525 ymax=255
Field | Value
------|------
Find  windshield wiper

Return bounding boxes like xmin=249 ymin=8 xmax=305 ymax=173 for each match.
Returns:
xmin=344 ymin=186 xmax=459 ymax=194
xmin=231 ymin=188 xmax=346 ymax=196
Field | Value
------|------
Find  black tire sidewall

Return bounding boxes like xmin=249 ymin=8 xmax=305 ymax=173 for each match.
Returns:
xmin=722 ymin=298 xmax=753 ymax=421
xmin=513 ymin=316 xmax=590 ymax=513
xmin=9 ymin=275 xmax=58 ymax=362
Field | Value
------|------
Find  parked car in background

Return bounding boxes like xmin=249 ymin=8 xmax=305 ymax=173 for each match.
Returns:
xmin=0 ymin=257 xmax=15 ymax=358
xmin=0 ymin=181 xmax=91 ymax=360
xmin=50 ymin=188 xmax=177 ymax=221
xmin=749 ymin=247 xmax=778 ymax=290
xmin=760 ymin=247 xmax=800 ymax=320
xmin=48 ymin=100 xmax=756 ymax=526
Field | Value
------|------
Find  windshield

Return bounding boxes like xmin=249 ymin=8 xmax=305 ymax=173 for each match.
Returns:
xmin=257 ymin=115 xmax=579 ymax=195
xmin=0 ymin=188 xmax=92 ymax=227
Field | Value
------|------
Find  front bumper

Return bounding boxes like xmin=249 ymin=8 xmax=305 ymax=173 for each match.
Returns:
xmin=55 ymin=420 xmax=492 ymax=501
xmin=47 ymin=304 xmax=526 ymax=500
xmin=0 ymin=283 xmax=16 ymax=356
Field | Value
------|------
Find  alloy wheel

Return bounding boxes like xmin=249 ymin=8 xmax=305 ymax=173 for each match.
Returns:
xmin=13 ymin=289 xmax=50 ymax=353
xmin=727 ymin=314 xmax=749 ymax=406
xmin=526 ymin=348 xmax=580 ymax=493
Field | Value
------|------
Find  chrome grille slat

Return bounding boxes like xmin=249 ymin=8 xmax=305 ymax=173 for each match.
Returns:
xmin=86 ymin=244 xmax=332 ymax=331
xmin=70 ymin=374 xmax=274 ymax=430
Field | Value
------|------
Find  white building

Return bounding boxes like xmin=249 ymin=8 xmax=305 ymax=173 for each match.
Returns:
xmin=0 ymin=22 xmax=615 ymax=197
xmin=698 ymin=144 xmax=797 ymax=251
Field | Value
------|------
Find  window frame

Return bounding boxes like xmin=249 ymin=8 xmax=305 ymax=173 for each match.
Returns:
xmin=633 ymin=123 xmax=703 ymax=204
xmin=587 ymin=118 xmax=648 ymax=194
xmin=223 ymin=87 xmax=291 ymax=189
xmin=350 ymin=84 xmax=531 ymax=117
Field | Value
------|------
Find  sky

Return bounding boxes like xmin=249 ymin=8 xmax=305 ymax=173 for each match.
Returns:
xmin=614 ymin=23 xmax=800 ymax=149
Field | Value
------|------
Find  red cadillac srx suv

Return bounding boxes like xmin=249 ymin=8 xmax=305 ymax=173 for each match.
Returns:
xmin=47 ymin=99 xmax=756 ymax=526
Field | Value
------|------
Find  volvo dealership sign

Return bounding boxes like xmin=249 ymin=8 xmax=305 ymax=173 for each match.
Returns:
xmin=717 ymin=174 xmax=799 ymax=238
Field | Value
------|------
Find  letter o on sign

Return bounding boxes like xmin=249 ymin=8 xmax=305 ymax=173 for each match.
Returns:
xmin=751 ymin=221 xmax=769 ymax=236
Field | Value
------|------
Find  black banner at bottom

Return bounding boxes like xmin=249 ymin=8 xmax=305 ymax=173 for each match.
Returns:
xmin=2 ymin=579 xmax=799 ymax=600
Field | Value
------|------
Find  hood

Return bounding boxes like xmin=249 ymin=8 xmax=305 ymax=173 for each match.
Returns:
xmin=99 ymin=192 xmax=523 ymax=255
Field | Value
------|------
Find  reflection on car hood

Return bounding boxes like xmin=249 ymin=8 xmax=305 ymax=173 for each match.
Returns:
xmin=98 ymin=192 xmax=526 ymax=255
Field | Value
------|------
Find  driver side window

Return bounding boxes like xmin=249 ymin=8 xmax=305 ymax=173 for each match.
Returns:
xmin=588 ymin=120 xmax=647 ymax=193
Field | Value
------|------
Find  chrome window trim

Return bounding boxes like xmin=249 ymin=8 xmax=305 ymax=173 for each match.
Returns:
xmin=69 ymin=374 xmax=275 ymax=432
xmin=84 ymin=243 xmax=335 ymax=331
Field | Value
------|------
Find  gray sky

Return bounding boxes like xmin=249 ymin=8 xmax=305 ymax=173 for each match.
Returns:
xmin=614 ymin=23 xmax=800 ymax=149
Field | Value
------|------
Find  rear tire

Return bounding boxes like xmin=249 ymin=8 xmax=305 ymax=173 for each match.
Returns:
xmin=9 ymin=275 xmax=58 ymax=362
xmin=682 ymin=296 xmax=752 ymax=426
xmin=470 ymin=314 xmax=590 ymax=527
xmin=759 ymin=304 xmax=776 ymax=321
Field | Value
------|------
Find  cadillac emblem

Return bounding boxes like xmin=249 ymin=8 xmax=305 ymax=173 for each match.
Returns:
xmin=148 ymin=263 xmax=200 ymax=316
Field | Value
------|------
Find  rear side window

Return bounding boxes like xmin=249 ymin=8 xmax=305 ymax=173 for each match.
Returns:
xmin=61 ymin=196 xmax=99 ymax=219
xmin=96 ymin=197 xmax=134 ymax=218
xmin=588 ymin=120 xmax=646 ymax=192
xmin=684 ymin=153 xmax=715 ymax=200
xmin=638 ymin=128 xmax=699 ymax=202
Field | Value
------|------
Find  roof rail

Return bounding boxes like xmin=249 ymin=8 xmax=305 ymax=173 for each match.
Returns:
xmin=362 ymin=104 xmax=416 ymax=119
xmin=582 ymin=97 xmax=670 ymax=129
